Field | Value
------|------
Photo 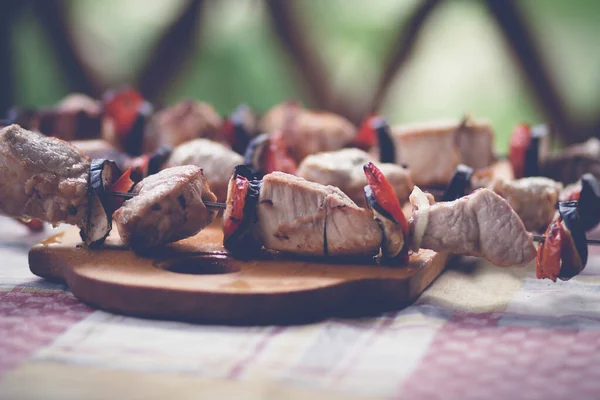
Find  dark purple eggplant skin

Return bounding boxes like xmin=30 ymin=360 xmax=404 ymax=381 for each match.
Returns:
xmin=90 ymin=159 xmax=121 ymax=207
xmin=81 ymin=159 xmax=122 ymax=247
xmin=363 ymin=184 xmax=391 ymax=258
xmin=558 ymin=201 xmax=588 ymax=281
xmin=370 ymin=117 xmax=396 ymax=164
xmin=523 ymin=124 xmax=546 ymax=177
xmin=579 ymin=173 xmax=600 ymax=231
xmin=442 ymin=164 xmax=473 ymax=202
xmin=147 ymin=146 xmax=172 ymax=175
xmin=123 ymin=102 xmax=153 ymax=156
xmin=6 ymin=107 xmax=37 ymax=129
xmin=223 ymin=165 xmax=263 ymax=257
xmin=242 ymin=133 xmax=269 ymax=178
xmin=364 ymin=185 xmax=395 ymax=222
xmin=229 ymin=104 xmax=255 ymax=155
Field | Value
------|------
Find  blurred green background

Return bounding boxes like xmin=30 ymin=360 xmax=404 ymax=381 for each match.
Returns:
xmin=8 ymin=0 xmax=600 ymax=153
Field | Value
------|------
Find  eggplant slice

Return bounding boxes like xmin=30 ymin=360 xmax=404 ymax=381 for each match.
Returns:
xmin=243 ymin=133 xmax=270 ymax=177
xmin=442 ymin=164 xmax=473 ymax=201
xmin=363 ymin=185 xmax=405 ymax=260
xmin=579 ymin=173 xmax=600 ymax=231
xmin=223 ymin=165 xmax=263 ymax=257
xmin=147 ymin=145 xmax=172 ymax=176
xmin=80 ymin=159 xmax=121 ymax=247
xmin=371 ymin=117 xmax=396 ymax=164
xmin=557 ymin=201 xmax=588 ymax=280
xmin=229 ymin=104 xmax=256 ymax=155
xmin=123 ymin=101 xmax=154 ymax=156
xmin=523 ymin=124 xmax=547 ymax=177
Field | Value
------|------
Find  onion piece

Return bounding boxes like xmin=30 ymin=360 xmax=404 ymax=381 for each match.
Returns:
xmin=408 ymin=186 xmax=432 ymax=252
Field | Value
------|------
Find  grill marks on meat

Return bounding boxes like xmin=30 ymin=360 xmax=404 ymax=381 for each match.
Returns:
xmin=410 ymin=188 xmax=536 ymax=266
xmin=257 ymin=173 xmax=327 ymax=255
xmin=391 ymin=118 xmax=495 ymax=187
xmin=256 ymin=172 xmax=381 ymax=256
xmin=165 ymin=138 xmax=243 ymax=201
xmin=325 ymin=187 xmax=382 ymax=256
xmin=297 ymin=148 xmax=414 ymax=208
xmin=113 ymin=166 xmax=217 ymax=251
xmin=0 ymin=125 xmax=90 ymax=227
xmin=471 ymin=176 xmax=563 ymax=232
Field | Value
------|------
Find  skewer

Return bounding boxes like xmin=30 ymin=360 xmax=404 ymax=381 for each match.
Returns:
xmin=532 ymin=234 xmax=600 ymax=247
xmin=106 ymin=190 xmax=227 ymax=210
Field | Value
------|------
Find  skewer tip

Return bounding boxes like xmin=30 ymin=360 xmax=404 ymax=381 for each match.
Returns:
xmin=532 ymin=233 xmax=600 ymax=246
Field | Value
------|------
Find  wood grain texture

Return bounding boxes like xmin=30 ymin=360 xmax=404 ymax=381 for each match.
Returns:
xmin=28 ymin=218 xmax=449 ymax=325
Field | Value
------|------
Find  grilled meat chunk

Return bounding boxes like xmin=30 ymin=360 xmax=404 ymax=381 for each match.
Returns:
xmin=34 ymin=94 xmax=101 ymax=141
xmin=71 ymin=139 xmax=130 ymax=170
xmin=391 ymin=118 xmax=495 ymax=186
xmin=0 ymin=125 xmax=89 ymax=227
xmin=260 ymin=102 xmax=356 ymax=163
xmin=297 ymin=148 xmax=413 ymax=207
xmin=409 ymin=188 xmax=536 ymax=266
xmin=113 ymin=166 xmax=217 ymax=251
xmin=143 ymin=100 xmax=224 ymax=153
xmin=325 ymin=186 xmax=383 ymax=256
xmin=165 ymin=138 xmax=243 ymax=201
xmin=256 ymin=172 xmax=381 ymax=256
xmin=540 ymin=137 xmax=600 ymax=184
xmin=471 ymin=176 xmax=563 ymax=232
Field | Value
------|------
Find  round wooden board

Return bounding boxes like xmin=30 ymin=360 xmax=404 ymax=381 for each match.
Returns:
xmin=28 ymin=220 xmax=450 ymax=325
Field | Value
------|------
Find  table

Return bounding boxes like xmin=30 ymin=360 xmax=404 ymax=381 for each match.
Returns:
xmin=1 ymin=216 xmax=599 ymax=400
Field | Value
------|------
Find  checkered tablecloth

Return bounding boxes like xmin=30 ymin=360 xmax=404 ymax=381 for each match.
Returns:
xmin=1 ymin=216 xmax=599 ymax=400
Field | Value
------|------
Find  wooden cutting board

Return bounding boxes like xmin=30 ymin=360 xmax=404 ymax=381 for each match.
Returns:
xmin=28 ymin=218 xmax=449 ymax=325
xmin=27 ymin=160 xmax=513 ymax=325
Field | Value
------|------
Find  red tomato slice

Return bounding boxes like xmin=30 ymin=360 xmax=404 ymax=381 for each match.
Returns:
xmin=103 ymin=88 xmax=145 ymax=138
xmin=223 ymin=176 xmax=249 ymax=240
xmin=509 ymin=123 xmax=531 ymax=179
xmin=354 ymin=114 xmax=377 ymax=151
xmin=536 ymin=219 xmax=563 ymax=281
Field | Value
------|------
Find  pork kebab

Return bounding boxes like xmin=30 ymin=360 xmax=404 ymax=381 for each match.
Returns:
xmin=252 ymin=112 xmax=497 ymax=205
xmin=245 ymin=116 xmax=414 ymax=208
xmin=119 ymin=138 xmax=243 ymax=202
xmin=66 ymin=107 xmax=254 ymax=201
xmin=0 ymin=125 xmax=219 ymax=252
xmin=509 ymin=122 xmax=600 ymax=184
xmin=7 ymin=88 xmax=257 ymax=160
xmin=221 ymin=161 xmax=595 ymax=280
xmin=440 ymin=163 xmax=600 ymax=233
xmin=389 ymin=115 xmax=497 ymax=187
xmin=259 ymin=101 xmax=358 ymax=164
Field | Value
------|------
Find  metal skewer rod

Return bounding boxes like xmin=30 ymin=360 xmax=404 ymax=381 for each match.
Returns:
xmin=532 ymin=234 xmax=600 ymax=246
xmin=106 ymin=191 xmax=227 ymax=210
